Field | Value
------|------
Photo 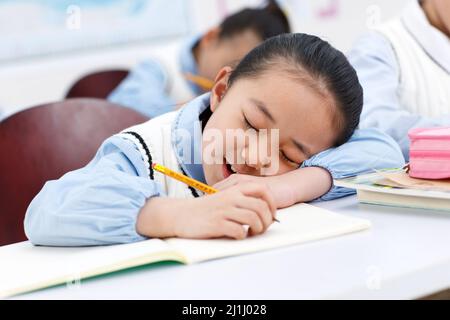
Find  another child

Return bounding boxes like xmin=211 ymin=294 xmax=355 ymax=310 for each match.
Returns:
xmin=349 ymin=0 xmax=450 ymax=159
xmin=25 ymin=33 xmax=404 ymax=246
xmin=108 ymin=0 xmax=291 ymax=118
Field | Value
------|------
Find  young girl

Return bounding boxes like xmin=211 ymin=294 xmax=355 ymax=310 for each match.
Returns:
xmin=349 ymin=0 xmax=450 ymax=159
xmin=25 ymin=33 xmax=404 ymax=246
xmin=108 ymin=0 xmax=291 ymax=118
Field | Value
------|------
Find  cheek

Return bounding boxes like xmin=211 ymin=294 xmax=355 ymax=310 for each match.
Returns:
xmin=225 ymin=131 xmax=246 ymax=153
xmin=436 ymin=2 xmax=450 ymax=24
xmin=202 ymin=164 xmax=216 ymax=185
xmin=202 ymin=133 xmax=224 ymax=165
xmin=199 ymin=55 xmax=218 ymax=78
xmin=201 ymin=55 xmax=226 ymax=79
xmin=215 ymin=50 xmax=237 ymax=72
xmin=444 ymin=12 xmax=450 ymax=29
xmin=201 ymin=141 xmax=222 ymax=184
xmin=203 ymin=167 xmax=220 ymax=186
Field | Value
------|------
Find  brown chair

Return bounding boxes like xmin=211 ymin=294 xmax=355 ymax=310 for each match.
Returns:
xmin=0 ymin=99 xmax=148 ymax=246
xmin=66 ymin=70 xmax=129 ymax=99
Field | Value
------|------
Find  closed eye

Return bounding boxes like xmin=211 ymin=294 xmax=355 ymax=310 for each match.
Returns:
xmin=244 ymin=115 xmax=259 ymax=132
xmin=245 ymin=114 xmax=301 ymax=166
xmin=280 ymin=150 xmax=300 ymax=166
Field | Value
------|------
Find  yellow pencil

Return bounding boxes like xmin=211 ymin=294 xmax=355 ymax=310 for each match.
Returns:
xmin=153 ymin=163 xmax=218 ymax=194
xmin=152 ymin=163 xmax=279 ymax=223
xmin=184 ymin=73 xmax=215 ymax=91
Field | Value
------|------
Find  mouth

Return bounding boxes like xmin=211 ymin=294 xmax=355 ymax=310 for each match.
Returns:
xmin=222 ymin=158 xmax=237 ymax=179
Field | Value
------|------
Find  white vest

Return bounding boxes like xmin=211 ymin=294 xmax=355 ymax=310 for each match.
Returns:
xmin=375 ymin=20 xmax=450 ymax=117
xmin=116 ymin=111 xmax=201 ymax=199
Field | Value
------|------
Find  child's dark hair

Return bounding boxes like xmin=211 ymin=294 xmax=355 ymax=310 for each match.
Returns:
xmin=228 ymin=33 xmax=363 ymax=147
xmin=219 ymin=0 xmax=291 ymax=41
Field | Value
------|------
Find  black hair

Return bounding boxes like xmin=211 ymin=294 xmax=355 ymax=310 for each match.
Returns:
xmin=218 ymin=0 xmax=291 ymax=41
xmin=227 ymin=33 xmax=363 ymax=147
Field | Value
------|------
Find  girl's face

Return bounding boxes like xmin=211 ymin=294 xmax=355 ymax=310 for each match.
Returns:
xmin=423 ymin=0 xmax=450 ymax=37
xmin=433 ymin=0 xmax=450 ymax=36
xmin=201 ymin=67 xmax=338 ymax=186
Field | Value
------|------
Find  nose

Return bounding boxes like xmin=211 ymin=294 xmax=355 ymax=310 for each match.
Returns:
xmin=241 ymin=147 xmax=272 ymax=171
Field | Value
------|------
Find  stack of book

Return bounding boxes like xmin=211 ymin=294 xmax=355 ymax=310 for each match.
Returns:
xmin=334 ymin=169 xmax=450 ymax=212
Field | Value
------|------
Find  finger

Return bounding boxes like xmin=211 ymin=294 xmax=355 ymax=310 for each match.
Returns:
xmin=239 ymin=183 xmax=277 ymax=217
xmin=234 ymin=195 xmax=273 ymax=231
xmin=220 ymin=220 xmax=247 ymax=240
xmin=226 ymin=208 xmax=264 ymax=235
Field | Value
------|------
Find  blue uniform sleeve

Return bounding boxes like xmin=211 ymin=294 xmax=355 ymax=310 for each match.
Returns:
xmin=24 ymin=136 xmax=165 ymax=247
xmin=348 ymin=32 xmax=450 ymax=160
xmin=301 ymin=128 xmax=405 ymax=201
xmin=108 ymin=59 xmax=176 ymax=118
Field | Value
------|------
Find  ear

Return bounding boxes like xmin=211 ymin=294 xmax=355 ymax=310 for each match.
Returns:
xmin=210 ymin=66 xmax=232 ymax=112
xmin=199 ymin=27 xmax=221 ymax=48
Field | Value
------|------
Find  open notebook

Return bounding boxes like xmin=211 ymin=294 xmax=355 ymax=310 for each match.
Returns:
xmin=0 ymin=203 xmax=370 ymax=298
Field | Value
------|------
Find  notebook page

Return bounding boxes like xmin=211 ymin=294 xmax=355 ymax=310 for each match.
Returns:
xmin=0 ymin=238 xmax=174 ymax=298
xmin=165 ymin=203 xmax=371 ymax=264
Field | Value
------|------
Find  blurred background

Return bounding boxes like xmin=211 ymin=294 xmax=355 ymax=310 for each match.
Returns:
xmin=0 ymin=0 xmax=409 ymax=118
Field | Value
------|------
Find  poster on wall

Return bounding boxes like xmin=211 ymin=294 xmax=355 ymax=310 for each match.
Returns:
xmin=0 ymin=0 xmax=190 ymax=62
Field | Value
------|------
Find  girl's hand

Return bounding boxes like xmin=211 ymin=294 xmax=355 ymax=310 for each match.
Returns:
xmin=137 ymin=182 xmax=277 ymax=240
xmin=213 ymin=174 xmax=297 ymax=209
xmin=213 ymin=167 xmax=333 ymax=209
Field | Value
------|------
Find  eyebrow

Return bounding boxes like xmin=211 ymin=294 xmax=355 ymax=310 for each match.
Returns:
xmin=250 ymin=98 xmax=276 ymax=124
xmin=292 ymin=139 xmax=313 ymax=159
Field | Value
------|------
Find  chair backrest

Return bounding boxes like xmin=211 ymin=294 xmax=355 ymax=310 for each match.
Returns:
xmin=0 ymin=99 xmax=148 ymax=246
xmin=66 ymin=70 xmax=129 ymax=99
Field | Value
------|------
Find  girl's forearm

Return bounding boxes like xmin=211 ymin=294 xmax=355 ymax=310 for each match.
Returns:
xmin=136 ymin=197 xmax=180 ymax=238
xmin=136 ymin=167 xmax=333 ymax=238
xmin=276 ymin=166 xmax=333 ymax=205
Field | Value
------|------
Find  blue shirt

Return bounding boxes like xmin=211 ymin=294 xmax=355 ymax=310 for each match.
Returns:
xmin=347 ymin=1 xmax=450 ymax=160
xmin=107 ymin=35 xmax=203 ymax=118
xmin=24 ymin=94 xmax=405 ymax=246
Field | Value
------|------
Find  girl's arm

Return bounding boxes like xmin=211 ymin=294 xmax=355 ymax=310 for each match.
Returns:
xmin=215 ymin=128 xmax=405 ymax=207
xmin=137 ymin=182 xmax=276 ymax=240
xmin=24 ymin=137 xmax=163 ymax=246
xmin=25 ymin=137 xmax=278 ymax=246
xmin=214 ymin=167 xmax=332 ymax=209
xmin=299 ymin=128 xmax=405 ymax=201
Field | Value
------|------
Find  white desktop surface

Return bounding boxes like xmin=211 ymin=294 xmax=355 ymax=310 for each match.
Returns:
xmin=13 ymin=196 xmax=450 ymax=300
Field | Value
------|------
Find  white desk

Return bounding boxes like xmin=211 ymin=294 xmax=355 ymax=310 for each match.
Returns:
xmin=13 ymin=196 xmax=450 ymax=300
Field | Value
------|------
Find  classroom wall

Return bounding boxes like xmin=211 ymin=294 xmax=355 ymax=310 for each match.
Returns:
xmin=189 ymin=0 xmax=411 ymax=51
xmin=0 ymin=0 xmax=190 ymax=62
xmin=0 ymin=0 xmax=410 ymax=119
